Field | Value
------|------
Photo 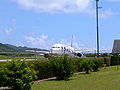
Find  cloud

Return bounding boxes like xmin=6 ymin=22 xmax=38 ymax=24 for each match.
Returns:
xmin=23 ymin=34 xmax=53 ymax=49
xmin=4 ymin=19 xmax=16 ymax=35
xmin=12 ymin=0 xmax=92 ymax=13
xmin=22 ymin=34 xmax=96 ymax=50
xmin=41 ymin=34 xmax=48 ymax=39
xmin=100 ymin=9 xmax=119 ymax=18
xmin=27 ymin=32 xmax=36 ymax=35
xmin=4 ymin=28 xmax=14 ymax=35
xmin=110 ymin=0 xmax=120 ymax=2
xmin=59 ymin=36 xmax=82 ymax=49
xmin=72 ymin=42 xmax=81 ymax=49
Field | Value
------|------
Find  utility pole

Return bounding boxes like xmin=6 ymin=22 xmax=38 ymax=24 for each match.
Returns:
xmin=96 ymin=0 xmax=100 ymax=57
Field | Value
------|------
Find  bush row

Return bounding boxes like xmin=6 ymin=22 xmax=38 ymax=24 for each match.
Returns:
xmin=27 ymin=56 xmax=107 ymax=80
xmin=0 ymin=57 xmax=111 ymax=79
xmin=0 ymin=56 xmax=111 ymax=89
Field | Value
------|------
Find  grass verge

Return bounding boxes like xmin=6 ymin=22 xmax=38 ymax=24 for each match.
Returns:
xmin=32 ymin=66 xmax=120 ymax=90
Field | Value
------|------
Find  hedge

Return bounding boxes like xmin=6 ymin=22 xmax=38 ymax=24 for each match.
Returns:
xmin=111 ymin=56 xmax=120 ymax=66
xmin=28 ymin=60 xmax=53 ymax=80
xmin=27 ymin=57 xmax=106 ymax=79
xmin=0 ymin=56 xmax=112 ymax=80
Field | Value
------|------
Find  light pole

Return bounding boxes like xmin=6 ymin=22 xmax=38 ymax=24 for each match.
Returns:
xmin=96 ymin=0 xmax=100 ymax=57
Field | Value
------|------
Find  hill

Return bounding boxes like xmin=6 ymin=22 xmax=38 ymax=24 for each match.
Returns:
xmin=0 ymin=43 xmax=48 ymax=52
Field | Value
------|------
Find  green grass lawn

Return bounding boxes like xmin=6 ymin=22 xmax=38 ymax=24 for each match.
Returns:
xmin=32 ymin=66 xmax=120 ymax=90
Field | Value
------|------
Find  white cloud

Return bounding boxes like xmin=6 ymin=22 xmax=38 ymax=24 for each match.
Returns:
xmin=72 ymin=42 xmax=81 ymax=49
xmin=4 ymin=28 xmax=14 ymax=35
xmin=4 ymin=19 xmax=16 ymax=35
xmin=12 ymin=0 xmax=92 ymax=13
xmin=23 ymin=34 xmax=96 ymax=50
xmin=41 ymin=34 xmax=48 ymax=39
xmin=110 ymin=0 xmax=120 ymax=2
xmin=59 ymin=36 xmax=81 ymax=49
xmin=27 ymin=32 xmax=36 ymax=35
xmin=100 ymin=9 xmax=119 ymax=18
xmin=24 ymin=34 xmax=52 ymax=49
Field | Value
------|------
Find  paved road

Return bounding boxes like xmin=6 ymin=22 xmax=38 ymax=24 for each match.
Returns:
xmin=0 ymin=59 xmax=36 ymax=62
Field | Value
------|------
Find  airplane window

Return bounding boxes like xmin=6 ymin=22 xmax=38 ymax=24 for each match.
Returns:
xmin=52 ymin=47 xmax=58 ymax=48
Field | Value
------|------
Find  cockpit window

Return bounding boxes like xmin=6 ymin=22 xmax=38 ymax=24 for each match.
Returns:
xmin=52 ymin=47 xmax=60 ymax=48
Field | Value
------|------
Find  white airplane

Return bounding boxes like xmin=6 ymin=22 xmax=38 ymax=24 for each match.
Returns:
xmin=51 ymin=44 xmax=83 ymax=57
xmin=51 ymin=44 xmax=111 ymax=57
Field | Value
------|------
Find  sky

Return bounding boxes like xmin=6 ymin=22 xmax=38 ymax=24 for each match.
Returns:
xmin=0 ymin=0 xmax=120 ymax=52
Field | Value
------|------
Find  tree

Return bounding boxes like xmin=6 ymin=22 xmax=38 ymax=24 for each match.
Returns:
xmin=50 ymin=55 xmax=74 ymax=80
xmin=81 ymin=59 xmax=93 ymax=74
xmin=0 ymin=59 xmax=37 ymax=90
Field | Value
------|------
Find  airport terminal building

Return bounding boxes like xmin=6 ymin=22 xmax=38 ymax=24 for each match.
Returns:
xmin=112 ymin=40 xmax=120 ymax=54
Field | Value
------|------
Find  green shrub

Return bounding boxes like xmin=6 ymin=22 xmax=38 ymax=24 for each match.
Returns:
xmin=50 ymin=55 xmax=74 ymax=80
xmin=80 ymin=59 xmax=93 ymax=74
xmin=92 ymin=58 xmax=103 ymax=71
xmin=111 ymin=56 xmax=120 ymax=66
xmin=0 ymin=61 xmax=6 ymax=68
xmin=30 ymin=60 xmax=53 ymax=80
xmin=103 ymin=57 xmax=111 ymax=66
xmin=73 ymin=58 xmax=84 ymax=72
xmin=0 ymin=59 xmax=37 ymax=90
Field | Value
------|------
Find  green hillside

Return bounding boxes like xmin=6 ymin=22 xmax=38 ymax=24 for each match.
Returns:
xmin=0 ymin=43 xmax=48 ymax=52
